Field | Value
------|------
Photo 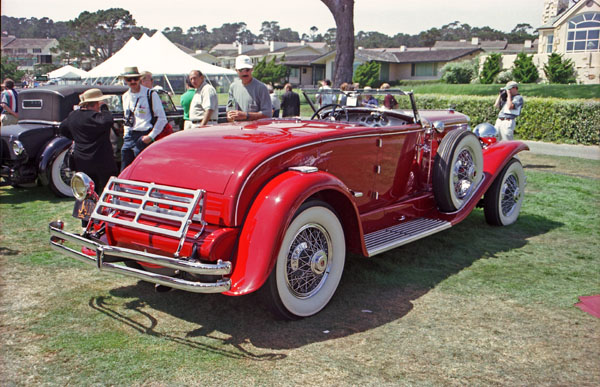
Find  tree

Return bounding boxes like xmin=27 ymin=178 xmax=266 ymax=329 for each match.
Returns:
xmin=544 ymin=53 xmax=576 ymax=84
xmin=511 ymin=52 xmax=539 ymax=83
xmin=253 ymin=56 xmax=289 ymax=85
xmin=480 ymin=53 xmax=503 ymax=84
xmin=0 ymin=57 xmax=26 ymax=83
xmin=353 ymin=61 xmax=380 ymax=87
xmin=321 ymin=0 xmax=354 ymax=87
xmin=56 ymin=8 xmax=135 ymax=62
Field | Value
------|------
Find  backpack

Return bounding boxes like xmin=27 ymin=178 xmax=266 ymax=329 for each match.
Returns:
xmin=147 ymin=89 xmax=173 ymax=141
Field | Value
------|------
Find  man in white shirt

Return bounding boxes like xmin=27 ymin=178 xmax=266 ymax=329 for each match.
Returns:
xmin=119 ymin=66 xmax=167 ymax=170
xmin=188 ymin=70 xmax=218 ymax=127
xmin=316 ymin=79 xmax=334 ymax=108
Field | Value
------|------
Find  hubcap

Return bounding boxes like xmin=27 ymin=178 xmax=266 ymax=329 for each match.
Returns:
xmin=453 ymin=149 xmax=476 ymax=199
xmin=285 ymin=223 xmax=332 ymax=298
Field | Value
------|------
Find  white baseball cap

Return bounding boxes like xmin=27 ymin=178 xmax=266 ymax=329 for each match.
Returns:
xmin=235 ymin=55 xmax=253 ymax=70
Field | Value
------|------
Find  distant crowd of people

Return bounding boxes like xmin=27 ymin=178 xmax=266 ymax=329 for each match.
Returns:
xmin=1 ymin=57 xmax=524 ymax=196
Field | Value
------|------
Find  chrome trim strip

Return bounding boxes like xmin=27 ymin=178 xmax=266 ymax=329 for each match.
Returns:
xmin=18 ymin=119 xmax=60 ymax=126
xmin=365 ymin=218 xmax=451 ymax=257
xmin=234 ymin=126 xmax=425 ymax=224
xmin=49 ymin=225 xmax=231 ymax=293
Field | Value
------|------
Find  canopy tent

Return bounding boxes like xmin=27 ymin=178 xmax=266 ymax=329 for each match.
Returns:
xmin=85 ymin=32 xmax=236 ymax=93
xmin=47 ymin=65 xmax=88 ymax=80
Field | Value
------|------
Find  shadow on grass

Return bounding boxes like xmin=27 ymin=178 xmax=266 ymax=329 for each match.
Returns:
xmin=90 ymin=211 xmax=561 ymax=354
xmin=0 ymin=184 xmax=71 ymax=205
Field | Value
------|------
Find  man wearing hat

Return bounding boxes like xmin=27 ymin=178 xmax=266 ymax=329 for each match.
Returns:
xmin=59 ymin=88 xmax=118 ymax=195
xmin=494 ymin=81 xmax=524 ymax=141
xmin=226 ymin=55 xmax=272 ymax=122
xmin=119 ymin=66 xmax=167 ymax=170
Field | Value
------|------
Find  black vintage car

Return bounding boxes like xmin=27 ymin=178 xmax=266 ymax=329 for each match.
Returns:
xmin=0 ymin=85 xmax=184 ymax=197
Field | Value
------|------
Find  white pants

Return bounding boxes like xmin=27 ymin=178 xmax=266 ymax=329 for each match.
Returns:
xmin=494 ymin=117 xmax=516 ymax=141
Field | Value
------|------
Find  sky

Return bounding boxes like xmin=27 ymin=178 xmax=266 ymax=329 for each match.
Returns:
xmin=1 ymin=0 xmax=545 ymax=37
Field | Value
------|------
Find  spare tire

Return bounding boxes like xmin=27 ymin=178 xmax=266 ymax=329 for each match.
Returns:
xmin=433 ymin=130 xmax=483 ymax=212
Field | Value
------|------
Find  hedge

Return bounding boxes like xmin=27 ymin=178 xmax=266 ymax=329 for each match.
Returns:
xmin=398 ymin=94 xmax=600 ymax=145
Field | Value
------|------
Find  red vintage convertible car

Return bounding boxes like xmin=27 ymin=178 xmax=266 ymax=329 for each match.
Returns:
xmin=49 ymin=88 xmax=527 ymax=319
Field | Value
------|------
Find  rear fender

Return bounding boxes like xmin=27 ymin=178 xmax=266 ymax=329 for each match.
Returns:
xmin=226 ymin=170 xmax=360 ymax=296
xmin=38 ymin=136 xmax=72 ymax=186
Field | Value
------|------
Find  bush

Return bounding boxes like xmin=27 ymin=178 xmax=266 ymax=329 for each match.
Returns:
xmin=496 ymin=70 xmax=513 ymax=84
xmin=397 ymin=94 xmax=600 ymax=145
xmin=480 ymin=53 xmax=503 ymax=84
xmin=512 ymin=52 xmax=539 ymax=83
xmin=544 ymin=53 xmax=576 ymax=84
xmin=440 ymin=60 xmax=476 ymax=84
xmin=253 ymin=56 xmax=288 ymax=85
xmin=353 ymin=61 xmax=381 ymax=88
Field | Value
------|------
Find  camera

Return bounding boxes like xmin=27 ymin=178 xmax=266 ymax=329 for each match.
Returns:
xmin=124 ymin=109 xmax=135 ymax=127
xmin=499 ymin=89 xmax=508 ymax=104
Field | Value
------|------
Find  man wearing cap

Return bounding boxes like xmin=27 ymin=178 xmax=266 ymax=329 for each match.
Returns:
xmin=226 ymin=55 xmax=272 ymax=122
xmin=189 ymin=70 xmax=218 ymax=127
xmin=494 ymin=81 xmax=524 ymax=141
xmin=119 ymin=66 xmax=167 ymax=170
xmin=59 ymin=88 xmax=117 ymax=195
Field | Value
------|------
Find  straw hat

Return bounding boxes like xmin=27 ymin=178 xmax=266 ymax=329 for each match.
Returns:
xmin=79 ymin=88 xmax=110 ymax=105
xmin=119 ymin=66 xmax=142 ymax=78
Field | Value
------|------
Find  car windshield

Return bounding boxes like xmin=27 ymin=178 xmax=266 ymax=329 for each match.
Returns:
xmin=105 ymin=94 xmax=124 ymax=113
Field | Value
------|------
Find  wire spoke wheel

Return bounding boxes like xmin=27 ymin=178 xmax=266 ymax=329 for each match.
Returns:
xmin=264 ymin=201 xmax=345 ymax=319
xmin=484 ymin=158 xmax=525 ymax=226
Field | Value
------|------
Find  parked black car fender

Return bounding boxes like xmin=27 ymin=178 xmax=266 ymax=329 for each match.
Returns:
xmin=38 ymin=136 xmax=74 ymax=197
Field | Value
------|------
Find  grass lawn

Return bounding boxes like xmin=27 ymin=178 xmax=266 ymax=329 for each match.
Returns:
xmin=1 ymin=153 xmax=598 ymax=385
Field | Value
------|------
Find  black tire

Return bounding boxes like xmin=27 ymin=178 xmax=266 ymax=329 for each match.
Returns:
xmin=433 ymin=130 xmax=483 ymax=212
xmin=263 ymin=200 xmax=346 ymax=320
xmin=484 ymin=158 xmax=525 ymax=226
xmin=49 ymin=148 xmax=74 ymax=197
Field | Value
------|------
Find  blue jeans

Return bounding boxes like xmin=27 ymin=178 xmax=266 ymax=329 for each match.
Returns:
xmin=121 ymin=129 xmax=150 ymax=171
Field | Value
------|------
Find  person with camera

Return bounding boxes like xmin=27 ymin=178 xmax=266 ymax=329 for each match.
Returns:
xmin=494 ymin=81 xmax=524 ymax=141
xmin=119 ymin=66 xmax=167 ymax=170
xmin=59 ymin=88 xmax=117 ymax=195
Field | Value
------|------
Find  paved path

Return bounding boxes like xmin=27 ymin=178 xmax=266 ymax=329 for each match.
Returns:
xmin=521 ymin=141 xmax=600 ymax=160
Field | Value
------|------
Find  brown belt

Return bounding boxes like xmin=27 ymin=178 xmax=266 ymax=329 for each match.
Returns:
xmin=498 ymin=117 xmax=514 ymax=121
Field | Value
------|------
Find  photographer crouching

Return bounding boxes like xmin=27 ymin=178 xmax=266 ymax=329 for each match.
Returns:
xmin=494 ymin=81 xmax=524 ymax=141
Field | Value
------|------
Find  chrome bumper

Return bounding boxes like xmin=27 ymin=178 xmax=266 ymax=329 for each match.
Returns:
xmin=49 ymin=223 xmax=231 ymax=293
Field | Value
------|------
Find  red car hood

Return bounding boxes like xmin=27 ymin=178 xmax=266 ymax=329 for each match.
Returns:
xmin=120 ymin=119 xmax=365 ymax=194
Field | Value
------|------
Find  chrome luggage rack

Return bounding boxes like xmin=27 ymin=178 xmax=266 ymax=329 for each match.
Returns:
xmin=93 ymin=177 xmax=207 ymax=257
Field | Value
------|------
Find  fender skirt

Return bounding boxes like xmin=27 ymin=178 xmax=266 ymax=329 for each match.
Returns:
xmin=225 ymin=170 xmax=357 ymax=296
xmin=38 ymin=136 xmax=72 ymax=186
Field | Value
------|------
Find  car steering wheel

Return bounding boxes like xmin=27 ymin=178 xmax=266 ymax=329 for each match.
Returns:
xmin=311 ymin=104 xmax=349 ymax=122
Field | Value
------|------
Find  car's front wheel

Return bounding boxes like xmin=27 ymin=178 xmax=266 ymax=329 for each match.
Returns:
xmin=49 ymin=148 xmax=74 ymax=197
xmin=264 ymin=200 xmax=346 ymax=320
xmin=484 ymin=158 xmax=525 ymax=226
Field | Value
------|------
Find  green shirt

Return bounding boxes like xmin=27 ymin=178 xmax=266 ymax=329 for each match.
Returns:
xmin=180 ymin=88 xmax=196 ymax=120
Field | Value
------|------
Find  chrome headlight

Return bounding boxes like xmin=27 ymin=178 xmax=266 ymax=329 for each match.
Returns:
xmin=11 ymin=140 xmax=25 ymax=156
xmin=71 ymin=172 xmax=95 ymax=201
xmin=473 ymin=122 xmax=500 ymax=140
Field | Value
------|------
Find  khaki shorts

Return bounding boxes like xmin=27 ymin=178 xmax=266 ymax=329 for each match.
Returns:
xmin=1 ymin=114 xmax=18 ymax=127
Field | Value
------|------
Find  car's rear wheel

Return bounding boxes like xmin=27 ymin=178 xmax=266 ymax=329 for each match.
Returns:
xmin=433 ymin=130 xmax=483 ymax=212
xmin=49 ymin=148 xmax=74 ymax=197
xmin=484 ymin=158 xmax=525 ymax=226
xmin=264 ymin=200 xmax=346 ymax=320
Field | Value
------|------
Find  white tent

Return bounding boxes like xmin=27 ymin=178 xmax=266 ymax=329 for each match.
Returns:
xmin=47 ymin=65 xmax=88 ymax=79
xmin=85 ymin=32 xmax=236 ymax=92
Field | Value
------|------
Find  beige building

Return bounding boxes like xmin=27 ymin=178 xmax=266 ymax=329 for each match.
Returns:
xmin=537 ymin=0 xmax=600 ymax=83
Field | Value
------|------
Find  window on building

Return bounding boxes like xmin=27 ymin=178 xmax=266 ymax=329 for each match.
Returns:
xmin=547 ymin=34 xmax=554 ymax=53
xmin=412 ymin=62 xmax=438 ymax=77
xmin=566 ymin=12 xmax=600 ymax=52
xmin=18 ymin=48 xmax=27 ymax=53
xmin=289 ymin=68 xmax=299 ymax=78
xmin=33 ymin=48 xmax=42 ymax=53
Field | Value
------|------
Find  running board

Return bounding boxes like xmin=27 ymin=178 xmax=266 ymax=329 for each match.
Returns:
xmin=365 ymin=218 xmax=452 ymax=257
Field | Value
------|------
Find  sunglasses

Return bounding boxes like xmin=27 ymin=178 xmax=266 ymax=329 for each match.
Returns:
xmin=125 ymin=77 xmax=140 ymax=82
xmin=237 ymin=68 xmax=251 ymax=72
